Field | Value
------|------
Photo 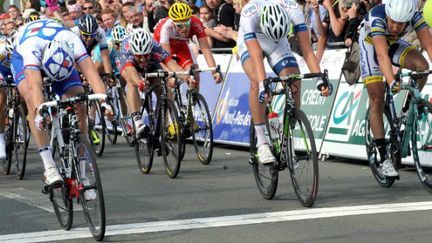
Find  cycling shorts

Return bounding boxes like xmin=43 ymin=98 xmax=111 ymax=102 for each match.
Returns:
xmin=11 ymin=50 xmax=82 ymax=97
xmin=359 ymin=37 xmax=416 ymax=85
xmin=238 ymin=34 xmax=299 ymax=75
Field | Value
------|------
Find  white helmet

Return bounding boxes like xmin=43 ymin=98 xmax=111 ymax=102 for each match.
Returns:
xmin=5 ymin=30 xmax=17 ymax=54
xmin=259 ymin=4 xmax=290 ymax=42
xmin=130 ymin=28 xmax=153 ymax=55
xmin=385 ymin=0 xmax=416 ymax=23
xmin=111 ymin=25 xmax=127 ymax=43
xmin=42 ymin=41 xmax=75 ymax=82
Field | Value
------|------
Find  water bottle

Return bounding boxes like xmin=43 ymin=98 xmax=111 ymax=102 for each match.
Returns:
xmin=8 ymin=108 xmax=13 ymax=119
xmin=268 ymin=112 xmax=280 ymax=141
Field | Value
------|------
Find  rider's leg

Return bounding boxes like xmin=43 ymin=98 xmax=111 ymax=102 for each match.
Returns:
xmin=400 ymin=48 xmax=429 ymax=89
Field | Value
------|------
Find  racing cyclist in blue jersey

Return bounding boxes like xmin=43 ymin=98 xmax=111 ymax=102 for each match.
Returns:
xmin=360 ymin=0 xmax=432 ymax=177
xmin=237 ymin=0 xmax=332 ymax=165
xmin=11 ymin=19 xmax=113 ymax=188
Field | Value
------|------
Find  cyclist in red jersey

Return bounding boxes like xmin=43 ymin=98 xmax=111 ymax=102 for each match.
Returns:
xmin=154 ymin=2 xmax=221 ymax=86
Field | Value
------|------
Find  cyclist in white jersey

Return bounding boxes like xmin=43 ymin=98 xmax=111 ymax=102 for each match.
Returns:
xmin=359 ymin=0 xmax=432 ymax=177
xmin=11 ymin=19 xmax=113 ymax=186
xmin=237 ymin=0 xmax=331 ymax=164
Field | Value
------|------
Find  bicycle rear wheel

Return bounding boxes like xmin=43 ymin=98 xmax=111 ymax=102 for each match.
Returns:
xmin=118 ymin=90 xmax=133 ymax=146
xmin=1 ymin=116 xmax=13 ymax=175
xmin=14 ymin=104 xmax=29 ymax=180
xmin=286 ymin=110 xmax=318 ymax=207
xmin=135 ymin=90 xmax=155 ymax=174
xmin=250 ymin=119 xmax=279 ymax=200
xmin=412 ymin=100 xmax=432 ymax=192
xmin=88 ymin=100 xmax=106 ymax=157
xmin=75 ymin=133 xmax=106 ymax=241
xmin=160 ymin=99 xmax=182 ymax=178
xmin=365 ymin=107 xmax=398 ymax=187
xmin=191 ymin=93 xmax=214 ymax=165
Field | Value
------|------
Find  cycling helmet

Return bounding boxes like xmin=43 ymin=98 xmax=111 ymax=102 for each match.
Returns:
xmin=25 ymin=13 xmax=40 ymax=23
xmin=385 ymin=0 xmax=416 ymax=23
xmin=425 ymin=0 xmax=432 ymax=27
xmin=130 ymin=28 xmax=153 ymax=55
xmin=259 ymin=4 xmax=290 ymax=42
xmin=42 ymin=41 xmax=75 ymax=82
xmin=78 ymin=14 xmax=98 ymax=35
xmin=111 ymin=25 xmax=127 ymax=43
xmin=168 ymin=2 xmax=192 ymax=21
xmin=5 ymin=30 xmax=17 ymax=54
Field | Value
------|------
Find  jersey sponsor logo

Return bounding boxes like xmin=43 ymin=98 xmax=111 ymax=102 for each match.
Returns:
xmin=280 ymin=0 xmax=298 ymax=9
xmin=241 ymin=3 xmax=258 ymax=17
xmin=371 ymin=19 xmax=385 ymax=32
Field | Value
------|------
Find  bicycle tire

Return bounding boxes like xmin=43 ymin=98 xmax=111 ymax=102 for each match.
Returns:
xmin=88 ymin=100 xmax=106 ymax=157
xmin=1 ymin=115 xmax=13 ymax=175
xmin=412 ymin=100 xmax=432 ymax=192
xmin=135 ymin=90 xmax=155 ymax=174
xmin=160 ymin=99 xmax=182 ymax=178
xmin=75 ymin=133 xmax=106 ymax=241
xmin=286 ymin=109 xmax=318 ymax=207
xmin=364 ymin=106 xmax=398 ymax=187
xmin=118 ymin=90 xmax=133 ymax=146
xmin=14 ymin=104 xmax=29 ymax=180
xmin=191 ymin=92 xmax=214 ymax=165
xmin=104 ymin=95 xmax=117 ymax=145
xmin=250 ymin=119 xmax=279 ymax=200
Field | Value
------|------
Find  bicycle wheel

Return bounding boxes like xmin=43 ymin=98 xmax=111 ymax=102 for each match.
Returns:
xmin=191 ymin=93 xmax=214 ymax=165
xmin=250 ymin=119 xmax=279 ymax=200
xmin=412 ymin=100 xmax=432 ymax=192
xmin=88 ymin=100 xmax=106 ymax=157
xmin=75 ymin=133 xmax=106 ymax=241
xmin=1 ymin=115 xmax=13 ymax=175
xmin=135 ymin=90 xmax=155 ymax=174
xmin=118 ymin=90 xmax=133 ymax=146
xmin=364 ymin=106 xmax=398 ymax=187
xmin=286 ymin=110 xmax=318 ymax=207
xmin=160 ymin=99 xmax=182 ymax=178
xmin=14 ymin=104 xmax=29 ymax=180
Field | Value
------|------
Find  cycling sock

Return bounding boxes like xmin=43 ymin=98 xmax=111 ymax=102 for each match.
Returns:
xmin=39 ymin=146 xmax=56 ymax=171
xmin=254 ymin=124 xmax=267 ymax=147
xmin=375 ymin=138 xmax=387 ymax=163
xmin=80 ymin=158 xmax=87 ymax=178
xmin=0 ymin=133 xmax=4 ymax=145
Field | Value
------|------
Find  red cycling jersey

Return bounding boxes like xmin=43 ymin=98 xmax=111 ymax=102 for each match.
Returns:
xmin=154 ymin=16 xmax=207 ymax=68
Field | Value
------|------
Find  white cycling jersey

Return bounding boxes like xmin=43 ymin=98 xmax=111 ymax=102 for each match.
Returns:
xmin=71 ymin=25 xmax=109 ymax=53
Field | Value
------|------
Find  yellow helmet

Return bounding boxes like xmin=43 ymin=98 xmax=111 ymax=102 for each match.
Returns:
xmin=168 ymin=2 xmax=192 ymax=21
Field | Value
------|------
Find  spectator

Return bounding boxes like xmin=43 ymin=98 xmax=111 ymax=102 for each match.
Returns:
xmin=120 ymin=2 xmax=134 ymax=27
xmin=127 ymin=4 xmax=145 ymax=30
xmin=154 ymin=0 xmax=172 ymax=23
xmin=4 ymin=21 xmax=16 ymax=36
xmin=25 ymin=0 xmax=42 ymax=12
xmin=199 ymin=5 xmax=215 ymax=28
xmin=67 ymin=0 xmax=83 ymax=23
xmin=82 ymin=0 xmax=97 ymax=15
xmin=8 ymin=5 xmax=23 ymax=25
xmin=322 ymin=0 xmax=349 ymax=44
xmin=305 ymin=0 xmax=327 ymax=62
xmin=0 ymin=21 xmax=5 ymax=36
xmin=144 ymin=0 xmax=157 ymax=32
xmin=102 ymin=8 xmax=117 ymax=35
xmin=205 ymin=0 xmax=236 ymax=51
xmin=107 ymin=0 xmax=122 ymax=13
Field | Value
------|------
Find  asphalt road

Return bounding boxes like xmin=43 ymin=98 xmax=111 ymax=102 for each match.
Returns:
xmin=1 ymin=140 xmax=432 ymax=242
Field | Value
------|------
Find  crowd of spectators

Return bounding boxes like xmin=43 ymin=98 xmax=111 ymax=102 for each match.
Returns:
xmin=0 ymin=0 xmax=428 ymax=55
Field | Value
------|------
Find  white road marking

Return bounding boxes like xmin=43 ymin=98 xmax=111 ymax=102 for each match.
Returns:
xmin=1 ymin=201 xmax=432 ymax=242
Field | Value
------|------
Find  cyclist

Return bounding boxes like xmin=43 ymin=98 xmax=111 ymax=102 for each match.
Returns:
xmin=359 ymin=0 xmax=432 ymax=177
xmin=0 ymin=31 xmax=16 ymax=160
xmin=11 ymin=19 xmax=112 ymax=187
xmin=238 ymin=0 xmax=331 ymax=164
xmin=115 ymin=28 xmax=190 ymax=136
xmin=154 ymin=2 xmax=221 ymax=85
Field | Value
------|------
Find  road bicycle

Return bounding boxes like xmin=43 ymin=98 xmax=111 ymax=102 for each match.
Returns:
xmin=172 ymin=66 xmax=219 ymax=164
xmin=365 ymin=70 xmax=432 ymax=191
xmin=134 ymin=70 xmax=183 ymax=178
xmin=41 ymin=93 xmax=106 ymax=241
xmin=84 ymin=83 xmax=107 ymax=157
xmin=249 ymin=71 xmax=330 ymax=207
xmin=0 ymin=81 xmax=29 ymax=180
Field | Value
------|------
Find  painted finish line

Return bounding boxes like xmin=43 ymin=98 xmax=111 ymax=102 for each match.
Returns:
xmin=1 ymin=201 xmax=432 ymax=242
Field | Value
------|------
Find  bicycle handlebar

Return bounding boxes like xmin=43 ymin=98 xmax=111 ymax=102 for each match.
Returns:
xmin=38 ymin=93 xmax=107 ymax=111
xmin=399 ymin=70 xmax=432 ymax=80
xmin=144 ymin=65 xmax=221 ymax=78
xmin=263 ymin=70 xmax=329 ymax=93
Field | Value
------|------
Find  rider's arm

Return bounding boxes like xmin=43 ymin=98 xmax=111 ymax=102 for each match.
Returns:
xmin=245 ymin=38 xmax=266 ymax=84
xmin=100 ymin=49 xmax=113 ymax=74
xmin=372 ymin=35 xmax=395 ymax=84
xmin=24 ymin=69 xmax=44 ymax=110
xmin=121 ymin=65 xmax=142 ymax=86
xmin=296 ymin=31 xmax=321 ymax=73
xmin=198 ymin=37 xmax=217 ymax=68
xmin=161 ymin=42 xmax=172 ymax=54
xmin=78 ymin=57 xmax=107 ymax=94
xmin=417 ymin=27 xmax=432 ymax=62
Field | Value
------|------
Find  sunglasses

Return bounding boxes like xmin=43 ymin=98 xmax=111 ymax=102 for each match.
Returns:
xmin=134 ymin=53 xmax=151 ymax=60
xmin=173 ymin=20 xmax=191 ymax=29
xmin=83 ymin=6 xmax=94 ymax=10
xmin=80 ymin=32 xmax=96 ymax=39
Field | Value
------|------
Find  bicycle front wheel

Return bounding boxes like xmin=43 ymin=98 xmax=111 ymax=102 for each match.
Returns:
xmin=50 ymin=181 xmax=73 ymax=230
xmin=88 ymin=100 xmax=106 ymax=157
xmin=135 ymin=90 xmax=155 ymax=174
xmin=286 ymin=110 xmax=318 ymax=207
xmin=250 ymin=119 xmax=278 ymax=200
xmin=160 ymin=99 xmax=182 ymax=178
xmin=14 ymin=104 xmax=29 ymax=180
xmin=191 ymin=93 xmax=214 ymax=165
xmin=412 ymin=100 xmax=432 ymax=192
xmin=75 ymin=133 xmax=106 ymax=241
xmin=1 ymin=116 xmax=13 ymax=175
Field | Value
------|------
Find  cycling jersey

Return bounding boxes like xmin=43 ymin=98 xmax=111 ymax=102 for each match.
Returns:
xmin=71 ymin=26 xmax=109 ymax=55
xmin=0 ymin=38 xmax=12 ymax=83
xmin=92 ymin=36 xmax=119 ymax=74
xmin=115 ymin=36 xmax=173 ymax=75
xmin=154 ymin=16 xmax=206 ymax=68
xmin=11 ymin=19 xmax=86 ymax=95
xmin=359 ymin=4 xmax=428 ymax=83
xmin=237 ymin=0 xmax=305 ymax=73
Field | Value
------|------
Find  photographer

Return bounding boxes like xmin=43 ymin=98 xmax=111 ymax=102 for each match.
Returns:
xmin=341 ymin=0 xmax=368 ymax=47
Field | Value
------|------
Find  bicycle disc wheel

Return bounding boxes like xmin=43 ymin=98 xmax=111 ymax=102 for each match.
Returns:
xmin=88 ymin=100 xmax=106 ymax=157
xmin=135 ymin=91 xmax=155 ymax=174
xmin=14 ymin=104 xmax=29 ymax=180
xmin=250 ymin=119 xmax=278 ymax=200
xmin=1 ymin=117 xmax=13 ymax=175
xmin=412 ymin=100 xmax=432 ymax=192
xmin=161 ymin=100 xmax=182 ymax=178
xmin=191 ymin=93 xmax=214 ymax=165
xmin=286 ymin=110 xmax=318 ymax=207
xmin=365 ymin=107 xmax=398 ymax=187
xmin=76 ymin=133 xmax=106 ymax=241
